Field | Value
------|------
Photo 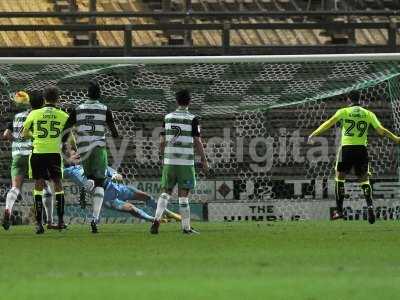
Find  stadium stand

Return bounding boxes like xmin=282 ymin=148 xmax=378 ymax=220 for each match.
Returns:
xmin=0 ymin=0 xmax=399 ymax=49
xmin=76 ymin=0 xmax=169 ymax=46
xmin=0 ymin=0 xmax=72 ymax=47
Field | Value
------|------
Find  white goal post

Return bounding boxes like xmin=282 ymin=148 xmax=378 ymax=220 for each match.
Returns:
xmin=1 ymin=53 xmax=400 ymax=64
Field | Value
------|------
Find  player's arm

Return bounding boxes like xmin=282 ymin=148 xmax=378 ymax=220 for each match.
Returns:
xmin=194 ymin=136 xmax=208 ymax=173
xmin=192 ymin=117 xmax=208 ymax=173
xmin=62 ymin=109 xmax=77 ymax=143
xmin=2 ymin=129 xmax=12 ymax=140
xmin=106 ymin=166 xmax=123 ymax=182
xmin=63 ymin=166 xmax=87 ymax=188
xmin=21 ymin=113 xmax=33 ymax=139
xmin=106 ymin=166 xmax=116 ymax=178
xmin=67 ymin=132 xmax=77 ymax=151
xmin=62 ymin=132 xmax=77 ymax=155
xmin=65 ymin=149 xmax=80 ymax=166
xmin=370 ymin=112 xmax=400 ymax=143
xmin=308 ymin=109 xmax=342 ymax=144
xmin=375 ymin=126 xmax=400 ymax=143
xmin=160 ymin=121 xmax=166 ymax=159
xmin=2 ymin=122 xmax=13 ymax=140
xmin=106 ymin=108 xmax=119 ymax=138
xmin=159 ymin=135 xmax=166 ymax=158
xmin=64 ymin=165 xmax=95 ymax=195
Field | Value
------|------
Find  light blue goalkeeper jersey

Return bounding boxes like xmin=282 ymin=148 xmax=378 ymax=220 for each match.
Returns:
xmin=63 ymin=165 xmax=140 ymax=210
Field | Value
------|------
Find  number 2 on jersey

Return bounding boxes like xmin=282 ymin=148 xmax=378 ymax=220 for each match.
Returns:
xmin=170 ymin=125 xmax=182 ymax=144
xmin=344 ymin=119 xmax=368 ymax=137
xmin=84 ymin=115 xmax=96 ymax=134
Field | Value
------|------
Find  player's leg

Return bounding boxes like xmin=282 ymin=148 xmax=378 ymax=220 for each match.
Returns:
xmin=178 ymin=188 xmax=193 ymax=233
xmin=52 ymin=179 xmax=66 ymax=228
xmin=359 ymin=174 xmax=374 ymax=219
xmin=30 ymin=153 xmax=47 ymax=234
xmin=109 ymin=199 xmax=157 ymax=222
xmin=156 ymin=165 xmax=176 ymax=220
xmin=82 ymin=156 xmax=99 ymax=233
xmin=150 ymin=189 xmax=172 ymax=234
xmin=150 ymin=165 xmax=175 ymax=234
xmin=123 ymin=186 xmax=181 ymax=222
xmin=3 ymin=176 xmax=23 ymax=230
xmin=177 ymin=165 xmax=197 ymax=234
xmin=33 ymin=179 xmax=46 ymax=234
xmin=333 ymin=146 xmax=350 ymax=220
xmin=86 ymin=147 xmax=107 ymax=233
xmin=359 ymin=175 xmax=372 ymax=207
xmin=356 ymin=149 xmax=375 ymax=224
xmin=163 ymin=209 xmax=181 ymax=222
xmin=50 ymin=153 xmax=66 ymax=229
xmin=3 ymin=155 xmax=28 ymax=230
xmin=43 ymin=183 xmax=57 ymax=229
xmin=79 ymin=186 xmax=87 ymax=209
xmin=334 ymin=171 xmax=346 ymax=219
xmin=4 ymin=177 xmax=22 ymax=214
xmin=89 ymin=177 xmax=105 ymax=233
xmin=63 ymin=165 xmax=94 ymax=208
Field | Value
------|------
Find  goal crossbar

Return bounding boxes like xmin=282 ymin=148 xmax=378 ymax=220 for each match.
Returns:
xmin=2 ymin=53 xmax=400 ymax=64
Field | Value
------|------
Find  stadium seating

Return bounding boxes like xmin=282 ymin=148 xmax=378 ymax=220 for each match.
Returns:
xmin=77 ymin=0 xmax=169 ymax=46
xmin=87 ymin=0 xmax=400 ymax=47
xmin=0 ymin=0 xmax=73 ymax=47
xmin=0 ymin=0 xmax=399 ymax=47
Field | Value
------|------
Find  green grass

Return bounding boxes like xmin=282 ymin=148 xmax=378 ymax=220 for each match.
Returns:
xmin=1 ymin=221 xmax=400 ymax=300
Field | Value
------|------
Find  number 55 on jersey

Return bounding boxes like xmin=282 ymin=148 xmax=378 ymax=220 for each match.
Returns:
xmin=23 ymin=105 xmax=68 ymax=154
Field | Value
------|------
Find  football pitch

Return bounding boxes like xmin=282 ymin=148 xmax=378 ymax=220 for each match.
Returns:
xmin=1 ymin=221 xmax=399 ymax=300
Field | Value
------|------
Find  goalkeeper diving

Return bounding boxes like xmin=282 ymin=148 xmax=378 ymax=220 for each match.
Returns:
xmin=308 ymin=90 xmax=400 ymax=223
xmin=63 ymin=150 xmax=181 ymax=223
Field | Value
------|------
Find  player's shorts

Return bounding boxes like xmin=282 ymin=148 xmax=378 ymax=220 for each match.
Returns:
xmin=81 ymin=146 xmax=108 ymax=180
xmin=11 ymin=155 xmax=29 ymax=178
xmin=336 ymin=145 xmax=369 ymax=177
xmin=103 ymin=198 xmax=126 ymax=211
xmin=116 ymin=185 xmax=139 ymax=201
xmin=29 ymin=153 xmax=63 ymax=180
xmin=161 ymin=164 xmax=196 ymax=190
xmin=103 ymin=182 xmax=139 ymax=211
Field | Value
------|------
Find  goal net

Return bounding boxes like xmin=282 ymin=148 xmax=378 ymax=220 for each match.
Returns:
xmin=1 ymin=55 xmax=400 ymax=223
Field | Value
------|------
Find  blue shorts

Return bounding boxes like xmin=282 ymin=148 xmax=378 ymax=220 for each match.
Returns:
xmin=103 ymin=198 xmax=126 ymax=211
xmin=103 ymin=183 xmax=140 ymax=211
xmin=116 ymin=184 xmax=139 ymax=201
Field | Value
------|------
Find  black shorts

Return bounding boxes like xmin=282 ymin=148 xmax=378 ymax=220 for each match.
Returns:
xmin=29 ymin=153 xmax=63 ymax=180
xmin=336 ymin=145 xmax=369 ymax=176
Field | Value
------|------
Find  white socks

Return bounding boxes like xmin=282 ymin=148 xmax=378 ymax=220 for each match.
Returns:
xmin=43 ymin=186 xmax=53 ymax=223
xmin=155 ymin=193 xmax=170 ymax=221
xmin=179 ymin=197 xmax=190 ymax=231
xmin=5 ymin=187 xmax=19 ymax=212
xmin=6 ymin=186 xmax=53 ymax=223
xmin=92 ymin=187 xmax=104 ymax=222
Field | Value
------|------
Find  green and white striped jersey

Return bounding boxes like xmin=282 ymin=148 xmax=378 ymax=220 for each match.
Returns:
xmin=75 ymin=100 xmax=108 ymax=155
xmin=10 ymin=110 xmax=32 ymax=157
xmin=163 ymin=107 xmax=200 ymax=166
xmin=63 ymin=99 xmax=119 ymax=156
